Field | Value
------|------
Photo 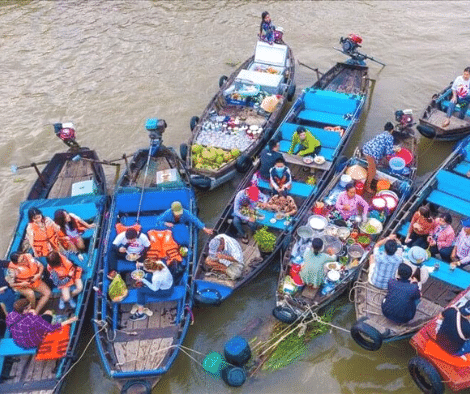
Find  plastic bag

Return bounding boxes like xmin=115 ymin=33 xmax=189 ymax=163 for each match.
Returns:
xmin=108 ymin=274 xmax=128 ymax=302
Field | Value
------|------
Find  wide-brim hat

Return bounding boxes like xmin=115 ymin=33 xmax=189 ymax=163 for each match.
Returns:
xmin=408 ymin=246 xmax=428 ymax=265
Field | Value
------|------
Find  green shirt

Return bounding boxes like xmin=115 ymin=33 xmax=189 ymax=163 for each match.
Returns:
xmin=299 ymin=250 xmax=336 ymax=287
xmin=288 ymin=131 xmax=321 ymax=156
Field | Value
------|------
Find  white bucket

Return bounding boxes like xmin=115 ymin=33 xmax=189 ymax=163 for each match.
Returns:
xmin=339 ymin=174 xmax=352 ymax=188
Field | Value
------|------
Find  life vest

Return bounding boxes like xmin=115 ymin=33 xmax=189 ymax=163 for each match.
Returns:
xmin=29 ymin=221 xmax=59 ymax=257
xmin=47 ymin=254 xmax=82 ymax=288
xmin=9 ymin=254 xmax=41 ymax=288
xmin=115 ymin=222 xmax=142 ymax=235
xmin=57 ymin=215 xmax=88 ymax=248
xmin=36 ymin=324 xmax=70 ymax=361
xmin=147 ymin=229 xmax=182 ymax=264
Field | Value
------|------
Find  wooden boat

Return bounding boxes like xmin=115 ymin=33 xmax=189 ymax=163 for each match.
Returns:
xmin=0 ymin=123 xmax=108 ymax=394
xmin=351 ymin=135 xmax=470 ymax=352
xmin=417 ymin=83 xmax=470 ymax=141
xmin=180 ymin=39 xmax=296 ymax=190
xmin=193 ymin=44 xmax=373 ymax=306
xmin=92 ymin=119 xmax=198 ymax=393
xmin=409 ymin=286 xmax=470 ymax=394
xmin=272 ymin=112 xmax=417 ymax=324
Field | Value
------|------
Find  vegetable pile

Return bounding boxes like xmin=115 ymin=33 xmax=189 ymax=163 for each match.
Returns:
xmin=253 ymin=226 xmax=277 ymax=253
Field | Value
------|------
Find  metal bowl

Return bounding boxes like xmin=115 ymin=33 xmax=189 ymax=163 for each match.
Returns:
xmin=347 ymin=244 xmax=365 ymax=259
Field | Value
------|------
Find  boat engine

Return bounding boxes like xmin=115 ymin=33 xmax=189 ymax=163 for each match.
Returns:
xmin=393 ymin=109 xmax=415 ymax=140
xmin=53 ymin=122 xmax=80 ymax=150
xmin=339 ymin=34 xmax=363 ymax=56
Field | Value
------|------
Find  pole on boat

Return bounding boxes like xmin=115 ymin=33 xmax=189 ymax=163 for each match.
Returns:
xmin=297 ymin=60 xmax=323 ymax=81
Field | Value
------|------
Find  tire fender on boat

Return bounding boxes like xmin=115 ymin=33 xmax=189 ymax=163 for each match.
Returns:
xmin=287 ymin=83 xmax=296 ymax=101
xmin=121 ymin=379 xmax=151 ymax=394
xmin=194 ymin=287 xmax=222 ymax=306
xmin=272 ymin=306 xmax=298 ymax=324
xmin=235 ymin=154 xmax=252 ymax=173
xmin=190 ymin=116 xmax=200 ymax=131
xmin=408 ymin=356 xmax=444 ymax=394
xmin=190 ymin=175 xmax=212 ymax=191
xmin=416 ymin=124 xmax=436 ymax=139
xmin=350 ymin=319 xmax=383 ymax=351
xmin=180 ymin=143 xmax=188 ymax=161
xmin=221 ymin=365 xmax=247 ymax=387
xmin=219 ymin=75 xmax=228 ymax=88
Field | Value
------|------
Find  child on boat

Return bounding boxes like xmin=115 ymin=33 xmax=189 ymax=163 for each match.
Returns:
xmin=269 ymin=158 xmax=292 ymax=196
xmin=259 ymin=11 xmax=283 ymax=45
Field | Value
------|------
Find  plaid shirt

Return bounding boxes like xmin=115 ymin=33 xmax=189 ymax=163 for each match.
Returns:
xmin=6 ymin=312 xmax=61 ymax=349
xmin=369 ymin=247 xmax=403 ymax=290
xmin=455 ymin=229 xmax=470 ymax=266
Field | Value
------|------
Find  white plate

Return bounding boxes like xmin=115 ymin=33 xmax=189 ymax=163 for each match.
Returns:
xmin=314 ymin=156 xmax=326 ymax=165
xmin=327 ymin=270 xmax=341 ymax=282
xmin=270 ymin=218 xmax=277 ymax=224
xmin=302 ymin=156 xmax=314 ymax=164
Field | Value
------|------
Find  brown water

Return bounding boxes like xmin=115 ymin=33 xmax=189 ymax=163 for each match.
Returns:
xmin=0 ymin=1 xmax=467 ymax=393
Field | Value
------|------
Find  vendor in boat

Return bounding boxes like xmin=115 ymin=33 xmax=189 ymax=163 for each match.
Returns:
xmin=381 ymin=263 xmax=420 ymax=324
xmin=269 ymin=158 xmax=292 ymax=196
xmin=205 ymin=234 xmax=245 ymax=280
xmin=258 ymin=194 xmax=298 ymax=217
xmin=427 ymin=212 xmax=455 ymax=262
xmin=287 ymin=126 xmax=321 ymax=157
xmin=26 ymin=207 xmax=61 ymax=258
xmin=233 ymin=184 xmax=268 ymax=244
xmin=155 ymin=201 xmax=213 ymax=235
xmin=362 ymin=122 xmax=400 ymax=194
xmin=6 ymin=251 xmax=51 ymax=314
xmin=404 ymin=205 xmax=436 ymax=248
xmin=368 ymin=234 xmax=403 ymax=290
xmin=402 ymin=246 xmax=430 ymax=290
xmin=259 ymin=140 xmax=283 ymax=180
xmin=299 ymin=238 xmax=336 ymax=289
xmin=436 ymin=300 xmax=470 ymax=358
xmin=6 ymin=298 xmax=77 ymax=350
xmin=259 ymin=11 xmax=281 ymax=45
xmin=335 ymin=182 xmax=369 ymax=222
xmin=108 ymin=228 xmax=150 ymax=275
xmin=442 ymin=67 xmax=470 ymax=128
xmin=449 ymin=218 xmax=470 ymax=271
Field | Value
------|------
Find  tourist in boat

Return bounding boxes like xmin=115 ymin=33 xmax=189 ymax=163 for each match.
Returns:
xmin=108 ymin=228 xmax=151 ymax=274
xmin=0 ymin=260 xmax=15 ymax=313
xmin=233 ymin=184 xmax=268 ymax=243
xmin=6 ymin=298 xmax=77 ymax=350
xmin=449 ymin=218 xmax=470 ymax=270
xmin=404 ymin=205 xmax=436 ymax=248
xmin=403 ymin=246 xmax=430 ymax=290
xmin=368 ymin=234 xmax=403 ymax=290
xmin=335 ymin=182 xmax=369 ymax=222
xmin=6 ymin=251 xmax=51 ymax=314
xmin=436 ymin=300 xmax=470 ymax=357
xmin=155 ymin=201 xmax=213 ymax=235
xmin=427 ymin=212 xmax=455 ymax=262
xmin=299 ymin=238 xmax=337 ymax=289
xmin=259 ymin=140 xmax=282 ymax=180
xmin=26 ymin=207 xmax=61 ymax=258
xmin=442 ymin=67 xmax=470 ymax=128
xmin=287 ymin=127 xmax=321 ymax=157
xmin=362 ymin=122 xmax=399 ymax=193
xmin=46 ymin=251 xmax=83 ymax=310
xmin=381 ymin=263 xmax=421 ymax=324
xmin=258 ymin=194 xmax=298 ymax=217
xmin=205 ymin=234 xmax=245 ymax=279
xmin=130 ymin=259 xmax=174 ymax=321
xmin=269 ymin=158 xmax=292 ymax=196
xmin=54 ymin=209 xmax=95 ymax=259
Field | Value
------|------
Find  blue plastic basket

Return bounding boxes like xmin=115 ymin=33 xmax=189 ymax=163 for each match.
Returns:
xmin=389 ymin=157 xmax=406 ymax=173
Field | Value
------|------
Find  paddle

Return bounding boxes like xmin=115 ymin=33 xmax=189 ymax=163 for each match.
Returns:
xmin=297 ymin=60 xmax=323 ymax=80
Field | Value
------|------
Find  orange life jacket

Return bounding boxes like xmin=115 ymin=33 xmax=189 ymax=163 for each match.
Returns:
xmin=47 ymin=254 xmax=82 ymax=288
xmin=9 ymin=254 xmax=42 ymax=288
xmin=36 ymin=324 xmax=70 ymax=361
xmin=57 ymin=215 xmax=88 ymax=248
xmin=147 ymin=229 xmax=182 ymax=264
xmin=115 ymin=222 xmax=142 ymax=235
xmin=29 ymin=221 xmax=59 ymax=257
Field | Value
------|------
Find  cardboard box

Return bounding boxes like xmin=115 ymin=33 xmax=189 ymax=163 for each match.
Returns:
xmin=71 ymin=180 xmax=97 ymax=196
xmin=156 ymin=168 xmax=179 ymax=185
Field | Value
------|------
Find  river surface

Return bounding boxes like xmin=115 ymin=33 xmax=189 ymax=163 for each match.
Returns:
xmin=0 ymin=1 xmax=468 ymax=393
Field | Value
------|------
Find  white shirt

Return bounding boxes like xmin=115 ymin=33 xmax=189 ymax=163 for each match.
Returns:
xmin=452 ymin=75 xmax=470 ymax=98
xmin=112 ymin=232 xmax=150 ymax=255
xmin=141 ymin=266 xmax=173 ymax=291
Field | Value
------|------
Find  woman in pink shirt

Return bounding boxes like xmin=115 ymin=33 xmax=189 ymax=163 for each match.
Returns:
xmin=335 ymin=183 xmax=369 ymax=222
xmin=427 ymin=213 xmax=455 ymax=262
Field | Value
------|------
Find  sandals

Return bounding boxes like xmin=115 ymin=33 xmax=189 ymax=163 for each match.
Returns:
xmin=442 ymin=118 xmax=451 ymax=128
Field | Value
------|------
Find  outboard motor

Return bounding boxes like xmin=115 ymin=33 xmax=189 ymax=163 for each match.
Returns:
xmin=53 ymin=122 xmax=80 ymax=150
xmin=391 ymin=109 xmax=415 ymax=143
xmin=340 ymin=34 xmax=363 ymax=55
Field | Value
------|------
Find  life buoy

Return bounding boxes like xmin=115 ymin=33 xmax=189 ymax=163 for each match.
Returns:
xmin=416 ymin=124 xmax=436 ymax=139
xmin=146 ymin=229 xmax=182 ymax=264
xmin=350 ymin=320 xmax=383 ymax=351
xmin=272 ymin=306 xmax=297 ymax=324
xmin=194 ymin=287 xmax=222 ymax=306
xmin=235 ymin=154 xmax=252 ymax=173
xmin=180 ymin=143 xmax=188 ymax=162
xmin=47 ymin=254 xmax=82 ymax=288
xmin=28 ymin=221 xmax=59 ymax=257
xmin=190 ymin=116 xmax=199 ymax=131
xmin=408 ymin=356 xmax=444 ymax=394
xmin=287 ymin=83 xmax=296 ymax=101
xmin=219 ymin=75 xmax=228 ymax=88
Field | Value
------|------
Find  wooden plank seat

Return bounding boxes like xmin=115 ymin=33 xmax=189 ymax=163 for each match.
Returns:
xmin=436 ymin=170 xmax=470 ymax=202
xmin=426 ymin=190 xmax=470 ymax=217
xmin=0 ymin=338 xmax=36 ymax=357
xmin=440 ymin=100 xmax=470 ymax=118
xmin=280 ymin=123 xmax=342 ymax=148
xmin=303 ymin=90 xmax=359 ymax=115
xmin=397 ymin=221 xmax=410 ymax=238
xmin=297 ymin=109 xmax=352 ymax=128
xmin=278 ymin=140 xmax=335 ymax=161
xmin=453 ymin=161 xmax=470 ymax=176
xmin=423 ymin=257 xmax=470 ymax=290
xmin=257 ymin=179 xmax=316 ymax=198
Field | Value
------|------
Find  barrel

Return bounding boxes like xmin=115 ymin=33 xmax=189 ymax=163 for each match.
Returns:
xmin=202 ymin=351 xmax=227 ymax=377
xmin=223 ymin=336 xmax=251 ymax=366
xmin=221 ymin=365 xmax=247 ymax=387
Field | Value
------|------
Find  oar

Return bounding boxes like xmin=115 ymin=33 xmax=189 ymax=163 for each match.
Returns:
xmin=298 ymin=60 xmax=323 ymax=80
xmin=10 ymin=160 xmax=50 ymax=174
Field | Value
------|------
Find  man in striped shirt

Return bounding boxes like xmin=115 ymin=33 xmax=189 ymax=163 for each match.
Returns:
xmin=450 ymin=218 xmax=470 ymax=270
xmin=368 ymin=234 xmax=403 ymax=289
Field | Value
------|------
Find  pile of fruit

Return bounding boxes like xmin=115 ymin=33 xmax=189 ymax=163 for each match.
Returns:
xmin=191 ymin=144 xmax=241 ymax=171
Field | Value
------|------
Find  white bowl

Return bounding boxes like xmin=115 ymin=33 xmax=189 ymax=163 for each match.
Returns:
xmin=314 ymin=155 xmax=326 ymax=165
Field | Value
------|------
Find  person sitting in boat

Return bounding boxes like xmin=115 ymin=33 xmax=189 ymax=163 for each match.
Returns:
xmin=402 ymin=246 xmax=430 ymax=290
xmin=26 ymin=207 xmax=61 ymax=258
xmin=269 ymin=158 xmax=292 ymax=196
xmin=299 ymin=238 xmax=337 ymax=289
xmin=381 ymin=263 xmax=420 ymax=324
xmin=449 ymin=218 xmax=470 ymax=271
xmin=442 ymin=67 xmax=470 ymax=128
xmin=362 ymin=122 xmax=400 ymax=193
xmin=46 ymin=251 xmax=83 ymax=310
xmin=205 ymin=234 xmax=245 ymax=279
xmin=258 ymin=194 xmax=298 ymax=217
xmin=54 ymin=209 xmax=95 ymax=261
xmin=233 ymin=184 xmax=268 ymax=244
xmin=108 ymin=228 xmax=151 ymax=275
xmin=404 ymin=205 xmax=436 ymax=248
xmin=335 ymin=182 xmax=369 ymax=222
xmin=436 ymin=300 xmax=470 ymax=358
xmin=368 ymin=234 xmax=403 ymax=290
xmin=155 ymin=201 xmax=213 ymax=235
xmin=130 ymin=259 xmax=174 ymax=321
xmin=0 ymin=260 xmax=15 ymax=313
xmin=287 ymin=127 xmax=321 ymax=158
xmin=6 ymin=251 xmax=51 ymax=314
xmin=259 ymin=140 xmax=283 ymax=181
xmin=259 ymin=11 xmax=282 ymax=45
xmin=6 ymin=298 xmax=77 ymax=350
xmin=427 ymin=212 xmax=455 ymax=262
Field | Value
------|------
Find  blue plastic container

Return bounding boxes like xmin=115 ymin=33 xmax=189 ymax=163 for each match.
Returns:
xmin=389 ymin=157 xmax=406 ymax=174
xmin=224 ymin=336 xmax=251 ymax=366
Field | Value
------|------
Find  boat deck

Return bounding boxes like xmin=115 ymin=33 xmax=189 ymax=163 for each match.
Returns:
xmin=48 ymin=159 xmax=95 ymax=199
xmin=422 ymin=108 xmax=469 ymax=136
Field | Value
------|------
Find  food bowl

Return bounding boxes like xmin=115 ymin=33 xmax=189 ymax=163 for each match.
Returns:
xmin=308 ymin=215 xmax=328 ymax=231
xmin=126 ymin=253 xmax=140 ymax=262
xmin=275 ymin=212 xmax=285 ymax=220
xmin=297 ymin=225 xmax=314 ymax=241
xmin=337 ymin=227 xmax=351 ymax=240
xmin=302 ymin=156 xmax=314 ymax=164
xmin=131 ymin=269 xmax=145 ymax=280
xmin=326 ymin=261 xmax=341 ymax=271
xmin=313 ymin=155 xmax=326 ymax=165
xmin=270 ymin=218 xmax=277 ymax=224
xmin=356 ymin=234 xmax=371 ymax=248
xmin=324 ymin=224 xmax=339 ymax=237
xmin=323 ymin=235 xmax=343 ymax=255
xmin=360 ymin=218 xmax=383 ymax=235
xmin=347 ymin=244 xmax=365 ymax=259
xmin=339 ymin=174 xmax=352 ymax=188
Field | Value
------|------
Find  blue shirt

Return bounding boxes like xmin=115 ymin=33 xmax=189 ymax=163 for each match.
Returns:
xmin=381 ymin=278 xmax=420 ymax=324
xmin=369 ymin=247 xmax=403 ymax=290
xmin=155 ymin=209 xmax=205 ymax=231
xmin=259 ymin=148 xmax=282 ymax=180
xmin=437 ymin=307 xmax=470 ymax=354
xmin=362 ymin=132 xmax=394 ymax=162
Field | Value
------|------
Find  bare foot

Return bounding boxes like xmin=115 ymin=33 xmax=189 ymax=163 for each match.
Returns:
xmin=442 ymin=118 xmax=450 ymax=128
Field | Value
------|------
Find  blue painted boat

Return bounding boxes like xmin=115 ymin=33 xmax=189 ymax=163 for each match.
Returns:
xmin=351 ymin=135 xmax=470 ymax=351
xmin=0 ymin=124 xmax=108 ymax=394
xmin=92 ymin=119 xmax=198 ymax=393
xmin=193 ymin=39 xmax=375 ymax=306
